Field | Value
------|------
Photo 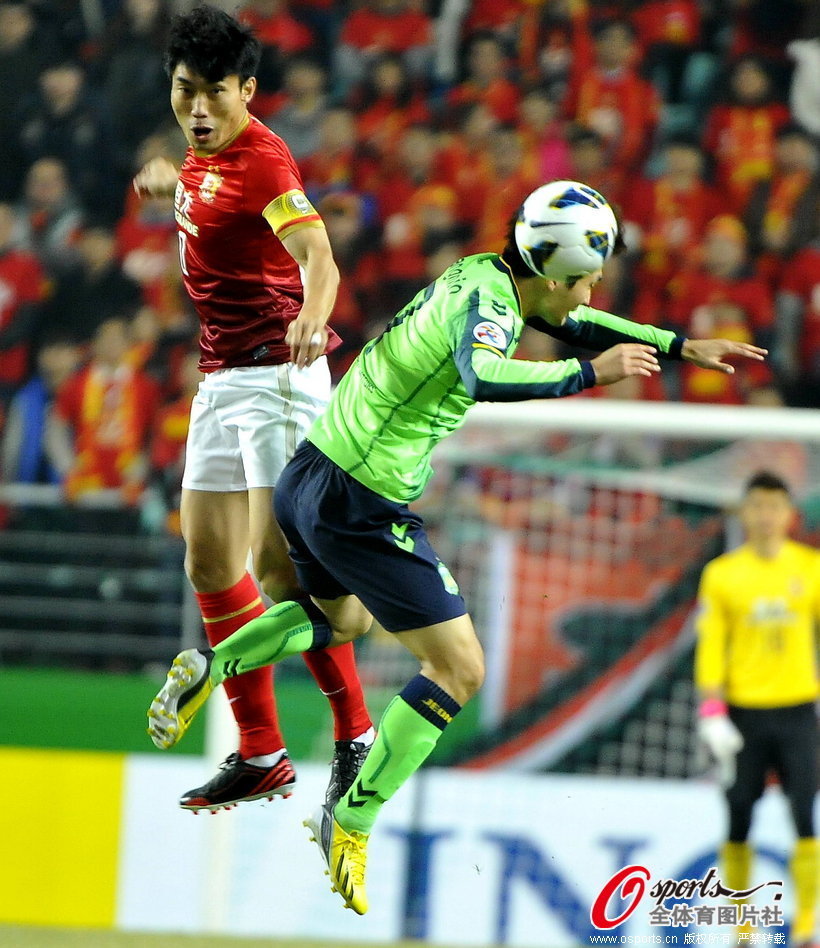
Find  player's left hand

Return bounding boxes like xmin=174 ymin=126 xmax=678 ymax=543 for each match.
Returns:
xmin=286 ymin=314 xmax=328 ymax=369
xmin=681 ymin=339 xmax=768 ymax=374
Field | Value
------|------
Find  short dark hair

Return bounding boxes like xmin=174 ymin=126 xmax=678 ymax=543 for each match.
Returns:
xmin=164 ymin=5 xmax=261 ymax=83
xmin=744 ymin=471 xmax=792 ymax=497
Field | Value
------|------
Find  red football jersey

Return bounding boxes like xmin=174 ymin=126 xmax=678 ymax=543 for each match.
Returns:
xmin=0 ymin=248 xmax=48 ymax=386
xmin=174 ymin=115 xmax=340 ymax=372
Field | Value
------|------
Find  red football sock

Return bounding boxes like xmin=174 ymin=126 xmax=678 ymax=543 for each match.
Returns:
xmin=302 ymin=643 xmax=372 ymax=741
xmin=196 ymin=572 xmax=284 ymax=759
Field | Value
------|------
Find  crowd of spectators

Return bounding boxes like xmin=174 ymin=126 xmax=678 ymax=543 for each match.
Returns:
xmin=0 ymin=0 xmax=819 ymax=527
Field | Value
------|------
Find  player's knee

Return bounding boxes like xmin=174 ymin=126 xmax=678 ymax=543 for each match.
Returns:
xmin=184 ymin=549 xmax=234 ymax=592
xmin=330 ymin=611 xmax=371 ymax=643
xmin=257 ymin=567 xmax=300 ymax=603
xmin=458 ymin=648 xmax=485 ymax=700
xmin=429 ymin=644 xmax=484 ymax=705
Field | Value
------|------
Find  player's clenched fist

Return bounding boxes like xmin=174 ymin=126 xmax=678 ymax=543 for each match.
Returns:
xmin=590 ymin=343 xmax=660 ymax=386
xmin=133 ymin=157 xmax=180 ymax=199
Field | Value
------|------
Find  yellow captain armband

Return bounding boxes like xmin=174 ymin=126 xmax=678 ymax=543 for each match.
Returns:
xmin=262 ymin=189 xmax=324 ymax=238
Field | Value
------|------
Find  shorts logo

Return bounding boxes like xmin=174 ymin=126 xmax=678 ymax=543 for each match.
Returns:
xmin=391 ymin=522 xmax=415 ymax=553
xmin=437 ymin=561 xmax=460 ymax=595
xmin=472 ymin=321 xmax=507 ymax=349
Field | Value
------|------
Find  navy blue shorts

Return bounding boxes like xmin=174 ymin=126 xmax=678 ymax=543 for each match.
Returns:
xmin=274 ymin=440 xmax=467 ymax=633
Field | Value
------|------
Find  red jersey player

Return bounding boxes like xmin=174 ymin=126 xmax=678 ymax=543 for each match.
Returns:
xmin=134 ymin=5 xmax=373 ymax=813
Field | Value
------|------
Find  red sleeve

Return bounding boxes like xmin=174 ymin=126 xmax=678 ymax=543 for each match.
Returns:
xmin=55 ymin=371 xmax=83 ymax=424
xmin=244 ymin=134 xmax=306 ymax=215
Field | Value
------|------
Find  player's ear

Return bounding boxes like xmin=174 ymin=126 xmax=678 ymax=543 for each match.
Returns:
xmin=544 ymin=278 xmax=558 ymax=291
xmin=241 ymin=77 xmax=256 ymax=103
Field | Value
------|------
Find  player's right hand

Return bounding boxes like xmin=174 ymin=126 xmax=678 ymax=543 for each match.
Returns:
xmin=590 ymin=344 xmax=660 ymax=386
xmin=133 ymin=157 xmax=180 ymax=199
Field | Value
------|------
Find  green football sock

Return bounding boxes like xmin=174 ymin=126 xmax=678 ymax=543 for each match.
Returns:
xmin=334 ymin=674 xmax=462 ymax=835
xmin=209 ymin=598 xmax=331 ymax=686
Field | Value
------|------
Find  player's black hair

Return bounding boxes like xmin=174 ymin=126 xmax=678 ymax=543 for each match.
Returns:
xmin=500 ymin=199 xmax=627 ymax=286
xmin=164 ymin=4 xmax=261 ymax=83
xmin=501 ymin=211 xmax=539 ymax=279
xmin=744 ymin=471 xmax=792 ymax=497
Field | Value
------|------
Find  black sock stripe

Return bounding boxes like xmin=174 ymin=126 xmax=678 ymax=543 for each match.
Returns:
xmin=293 ymin=596 xmax=332 ymax=650
xmin=399 ymin=674 xmax=462 ymax=730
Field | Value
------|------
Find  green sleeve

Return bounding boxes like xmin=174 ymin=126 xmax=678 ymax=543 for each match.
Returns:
xmin=527 ymin=305 xmax=686 ymax=359
xmin=451 ymin=289 xmax=596 ymax=401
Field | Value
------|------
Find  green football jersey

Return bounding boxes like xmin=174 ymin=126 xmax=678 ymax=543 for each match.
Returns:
xmin=309 ymin=253 xmax=681 ymax=502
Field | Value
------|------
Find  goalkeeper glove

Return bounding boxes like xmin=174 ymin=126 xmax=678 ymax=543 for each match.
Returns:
xmin=697 ymin=699 xmax=744 ymax=788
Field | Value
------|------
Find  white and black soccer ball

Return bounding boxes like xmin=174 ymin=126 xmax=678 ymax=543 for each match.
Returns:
xmin=514 ymin=180 xmax=619 ymax=280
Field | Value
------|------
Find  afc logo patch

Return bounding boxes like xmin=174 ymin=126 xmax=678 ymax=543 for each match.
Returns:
xmin=472 ymin=320 xmax=507 ymax=349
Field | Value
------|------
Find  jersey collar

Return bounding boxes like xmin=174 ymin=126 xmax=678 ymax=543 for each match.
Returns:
xmin=491 ymin=255 xmax=522 ymax=315
xmin=192 ymin=112 xmax=251 ymax=159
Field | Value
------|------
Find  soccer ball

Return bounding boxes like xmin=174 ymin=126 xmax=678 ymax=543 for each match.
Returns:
xmin=514 ymin=180 xmax=619 ymax=280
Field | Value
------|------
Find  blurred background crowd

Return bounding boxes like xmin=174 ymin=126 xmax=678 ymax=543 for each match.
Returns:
xmin=0 ymin=0 xmax=819 ymax=528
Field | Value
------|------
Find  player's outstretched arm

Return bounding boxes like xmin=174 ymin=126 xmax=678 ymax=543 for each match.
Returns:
xmin=680 ymin=339 xmax=768 ymax=374
xmin=589 ymin=344 xmax=661 ymax=385
xmin=133 ymin=157 xmax=180 ymax=199
xmin=527 ymin=306 xmax=686 ymax=359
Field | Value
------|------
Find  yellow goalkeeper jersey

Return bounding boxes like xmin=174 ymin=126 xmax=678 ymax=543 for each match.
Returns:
xmin=694 ymin=540 xmax=820 ymax=708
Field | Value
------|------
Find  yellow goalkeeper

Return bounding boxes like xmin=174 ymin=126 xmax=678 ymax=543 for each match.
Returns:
xmin=694 ymin=470 xmax=819 ymax=948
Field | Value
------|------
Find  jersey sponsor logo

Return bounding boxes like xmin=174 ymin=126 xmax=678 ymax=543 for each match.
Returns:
xmin=175 ymin=181 xmax=190 ymax=213
xmin=174 ymin=185 xmax=199 ymax=235
xmin=473 ymin=321 xmax=507 ymax=349
xmin=750 ymin=597 xmax=792 ymax=623
xmin=199 ymin=167 xmax=223 ymax=204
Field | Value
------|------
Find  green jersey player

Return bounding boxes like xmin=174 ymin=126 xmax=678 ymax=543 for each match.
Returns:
xmin=147 ymin=182 xmax=766 ymax=915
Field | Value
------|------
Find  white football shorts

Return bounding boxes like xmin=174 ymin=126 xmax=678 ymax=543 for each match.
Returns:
xmin=181 ymin=358 xmax=331 ymax=492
